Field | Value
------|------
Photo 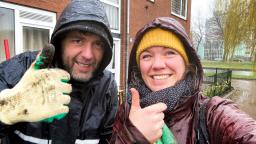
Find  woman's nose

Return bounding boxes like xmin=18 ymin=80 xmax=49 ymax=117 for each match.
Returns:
xmin=152 ymin=56 xmax=166 ymax=69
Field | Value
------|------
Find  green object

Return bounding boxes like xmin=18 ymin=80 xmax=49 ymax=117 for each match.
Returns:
xmin=34 ymin=44 xmax=55 ymax=70
xmin=41 ymin=113 xmax=67 ymax=123
xmin=156 ymin=123 xmax=177 ymax=144
xmin=34 ymin=56 xmax=46 ymax=70
xmin=35 ymin=44 xmax=68 ymax=123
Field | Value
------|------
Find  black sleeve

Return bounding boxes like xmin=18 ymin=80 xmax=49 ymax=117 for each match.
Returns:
xmin=99 ymin=73 xmax=119 ymax=143
xmin=0 ymin=51 xmax=36 ymax=137
xmin=0 ymin=51 xmax=37 ymax=91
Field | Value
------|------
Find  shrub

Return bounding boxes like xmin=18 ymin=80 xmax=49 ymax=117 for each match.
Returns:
xmin=203 ymin=81 xmax=232 ymax=97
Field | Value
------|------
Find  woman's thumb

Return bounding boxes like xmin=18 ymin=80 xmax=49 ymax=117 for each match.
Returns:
xmin=130 ymin=88 xmax=141 ymax=110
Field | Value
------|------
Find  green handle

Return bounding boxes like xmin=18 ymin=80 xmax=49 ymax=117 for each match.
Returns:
xmin=156 ymin=124 xmax=177 ymax=144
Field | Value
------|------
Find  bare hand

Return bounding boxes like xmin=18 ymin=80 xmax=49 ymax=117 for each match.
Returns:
xmin=129 ymin=88 xmax=167 ymax=143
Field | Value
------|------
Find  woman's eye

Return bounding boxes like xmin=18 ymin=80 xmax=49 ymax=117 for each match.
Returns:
xmin=166 ymin=50 xmax=176 ymax=56
xmin=141 ymin=54 xmax=151 ymax=60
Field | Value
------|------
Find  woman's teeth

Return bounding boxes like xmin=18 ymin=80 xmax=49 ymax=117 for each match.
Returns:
xmin=153 ymin=75 xmax=169 ymax=80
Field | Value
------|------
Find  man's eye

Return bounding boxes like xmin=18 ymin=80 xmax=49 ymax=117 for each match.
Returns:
xmin=95 ymin=41 xmax=103 ymax=47
xmin=72 ymin=39 xmax=82 ymax=44
xmin=93 ymin=41 xmax=104 ymax=49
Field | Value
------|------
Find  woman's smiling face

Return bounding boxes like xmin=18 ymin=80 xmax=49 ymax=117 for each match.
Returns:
xmin=139 ymin=46 xmax=186 ymax=92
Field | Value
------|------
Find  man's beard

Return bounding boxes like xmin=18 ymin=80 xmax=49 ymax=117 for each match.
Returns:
xmin=63 ymin=62 xmax=98 ymax=82
xmin=71 ymin=70 xmax=94 ymax=82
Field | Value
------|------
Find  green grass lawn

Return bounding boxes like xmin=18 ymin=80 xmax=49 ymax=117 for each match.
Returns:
xmin=202 ymin=61 xmax=256 ymax=79
xmin=204 ymin=72 xmax=256 ymax=80
xmin=202 ymin=60 xmax=255 ymax=70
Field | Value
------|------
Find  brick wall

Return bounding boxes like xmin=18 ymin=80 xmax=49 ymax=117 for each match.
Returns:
xmin=4 ymin=0 xmax=70 ymax=18
xmin=129 ymin=0 xmax=191 ymax=48
xmin=119 ymin=0 xmax=191 ymax=91
xmin=120 ymin=0 xmax=128 ymax=91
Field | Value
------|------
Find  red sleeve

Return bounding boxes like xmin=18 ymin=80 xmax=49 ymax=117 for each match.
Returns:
xmin=207 ymin=96 xmax=256 ymax=144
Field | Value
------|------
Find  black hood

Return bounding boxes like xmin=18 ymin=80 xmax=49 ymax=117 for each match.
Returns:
xmin=50 ymin=0 xmax=113 ymax=75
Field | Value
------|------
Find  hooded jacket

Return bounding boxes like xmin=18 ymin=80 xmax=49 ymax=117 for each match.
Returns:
xmin=0 ymin=0 xmax=118 ymax=144
xmin=109 ymin=17 xmax=256 ymax=144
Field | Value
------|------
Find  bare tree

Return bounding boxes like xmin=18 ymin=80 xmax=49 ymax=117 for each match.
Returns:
xmin=191 ymin=13 xmax=205 ymax=52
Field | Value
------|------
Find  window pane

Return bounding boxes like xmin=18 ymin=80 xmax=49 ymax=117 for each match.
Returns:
xmin=0 ymin=7 xmax=15 ymax=62
xmin=112 ymin=42 xmax=115 ymax=69
xmin=172 ymin=0 xmax=181 ymax=15
xmin=104 ymin=0 xmax=119 ymax=5
xmin=181 ymin=0 xmax=186 ymax=17
xmin=103 ymin=3 xmax=119 ymax=30
xmin=171 ymin=0 xmax=187 ymax=17
xmin=23 ymin=26 xmax=49 ymax=51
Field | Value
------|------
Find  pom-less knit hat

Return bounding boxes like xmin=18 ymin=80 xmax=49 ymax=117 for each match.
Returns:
xmin=136 ymin=28 xmax=189 ymax=64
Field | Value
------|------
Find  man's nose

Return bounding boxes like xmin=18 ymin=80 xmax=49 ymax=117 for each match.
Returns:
xmin=80 ymin=44 xmax=93 ymax=59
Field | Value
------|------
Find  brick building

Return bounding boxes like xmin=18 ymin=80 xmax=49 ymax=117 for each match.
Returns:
xmin=0 ymin=0 xmax=191 ymax=92
xmin=121 ymin=0 xmax=191 ymax=91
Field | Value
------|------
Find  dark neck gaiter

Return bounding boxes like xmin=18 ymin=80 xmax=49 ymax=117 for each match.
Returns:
xmin=129 ymin=76 xmax=194 ymax=113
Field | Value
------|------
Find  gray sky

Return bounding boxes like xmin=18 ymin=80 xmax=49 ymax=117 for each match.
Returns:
xmin=191 ymin=0 xmax=214 ymax=29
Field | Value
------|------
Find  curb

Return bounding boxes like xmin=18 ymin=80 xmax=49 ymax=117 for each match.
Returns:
xmin=223 ymin=89 xmax=236 ymax=99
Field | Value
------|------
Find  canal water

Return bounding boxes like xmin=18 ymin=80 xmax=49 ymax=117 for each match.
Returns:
xmin=227 ymin=79 xmax=256 ymax=119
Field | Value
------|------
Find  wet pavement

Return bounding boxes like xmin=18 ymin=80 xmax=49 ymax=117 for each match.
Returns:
xmin=226 ymin=79 xmax=256 ymax=119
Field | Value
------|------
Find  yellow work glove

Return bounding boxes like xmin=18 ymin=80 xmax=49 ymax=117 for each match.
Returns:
xmin=0 ymin=44 xmax=72 ymax=125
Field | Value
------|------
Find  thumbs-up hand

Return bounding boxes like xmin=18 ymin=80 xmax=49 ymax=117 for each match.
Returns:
xmin=129 ymin=88 xmax=167 ymax=143
xmin=0 ymin=44 xmax=72 ymax=125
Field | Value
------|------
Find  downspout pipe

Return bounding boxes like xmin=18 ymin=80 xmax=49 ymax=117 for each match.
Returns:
xmin=125 ymin=0 xmax=130 ymax=96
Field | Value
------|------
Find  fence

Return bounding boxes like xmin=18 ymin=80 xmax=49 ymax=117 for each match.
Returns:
xmin=203 ymin=68 xmax=232 ymax=87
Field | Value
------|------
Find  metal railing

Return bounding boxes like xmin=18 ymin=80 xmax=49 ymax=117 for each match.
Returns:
xmin=203 ymin=68 xmax=232 ymax=87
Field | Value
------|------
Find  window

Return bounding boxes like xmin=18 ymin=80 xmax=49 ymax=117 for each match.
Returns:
xmin=101 ymin=0 xmax=121 ymax=87
xmin=171 ymin=0 xmax=187 ymax=19
xmin=101 ymin=0 xmax=120 ymax=32
xmin=105 ymin=0 xmax=119 ymax=4
xmin=0 ymin=1 xmax=56 ymax=62
xmin=23 ymin=26 xmax=49 ymax=51
xmin=107 ymin=39 xmax=120 ymax=87
xmin=0 ymin=7 xmax=15 ymax=61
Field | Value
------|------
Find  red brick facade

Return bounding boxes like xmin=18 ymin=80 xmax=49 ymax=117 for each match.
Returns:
xmin=5 ymin=0 xmax=69 ymax=18
xmin=120 ymin=0 xmax=191 ymax=90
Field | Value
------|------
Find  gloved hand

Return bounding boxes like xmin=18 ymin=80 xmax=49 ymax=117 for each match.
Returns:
xmin=0 ymin=44 xmax=72 ymax=125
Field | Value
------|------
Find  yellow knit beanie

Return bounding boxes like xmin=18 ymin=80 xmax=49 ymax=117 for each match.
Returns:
xmin=136 ymin=28 xmax=189 ymax=64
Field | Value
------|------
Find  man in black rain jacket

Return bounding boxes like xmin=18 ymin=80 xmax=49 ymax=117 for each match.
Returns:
xmin=0 ymin=0 xmax=118 ymax=143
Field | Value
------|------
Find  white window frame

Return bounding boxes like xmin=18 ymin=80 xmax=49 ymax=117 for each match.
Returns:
xmin=100 ymin=0 xmax=121 ymax=34
xmin=20 ymin=23 xmax=52 ymax=51
xmin=171 ymin=0 xmax=188 ymax=20
xmin=0 ymin=1 xmax=56 ymax=55
xmin=106 ymin=38 xmax=120 ymax=88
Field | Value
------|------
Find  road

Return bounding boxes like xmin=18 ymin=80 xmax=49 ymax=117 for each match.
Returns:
xmin=227 ymin=79 xmax=256 ymax=119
